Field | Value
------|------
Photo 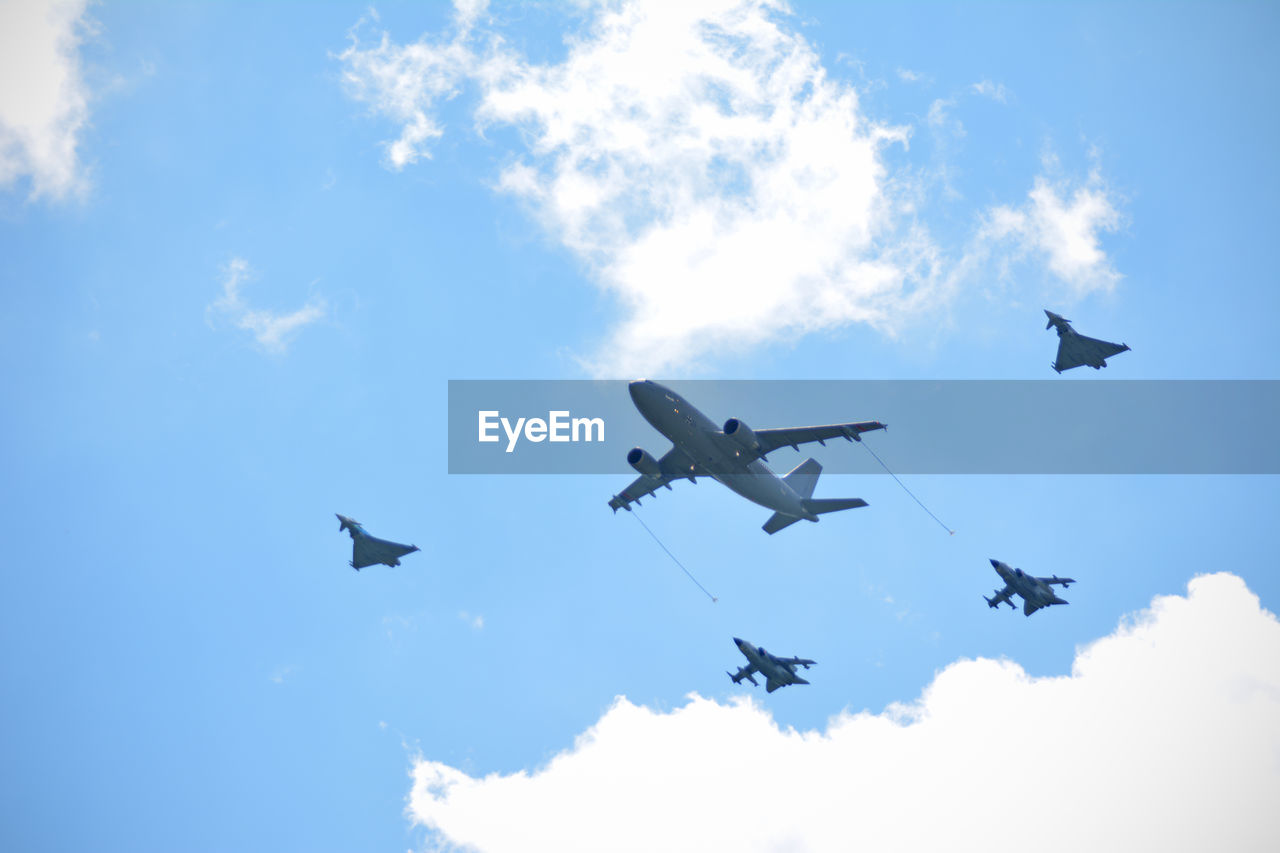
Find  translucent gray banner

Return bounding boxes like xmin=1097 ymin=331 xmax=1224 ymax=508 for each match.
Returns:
xmin=448 ymin=380 xmax=1280 ymax=474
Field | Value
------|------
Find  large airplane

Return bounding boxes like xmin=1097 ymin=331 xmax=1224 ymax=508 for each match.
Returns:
xmin=984 ymin=558 xmax=1075 ymax=617
xmin=1044 ymin=309 xmax=1131 ymax=373
xmin=609 ymin=380 xmax=886 ymax=534
xmin=335 ymin=514 xmax=419 ymax=571
xmin=727 ymin=637 xmax=815 ymax=693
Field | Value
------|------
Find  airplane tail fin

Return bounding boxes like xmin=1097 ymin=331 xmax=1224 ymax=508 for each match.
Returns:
xmin=763 ymin=462 xmax=867 ymax=534
xmin=781 ymin=458 xmax=823 ymax=500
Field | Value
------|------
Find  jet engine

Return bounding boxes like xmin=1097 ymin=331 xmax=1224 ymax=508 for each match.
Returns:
xmin=627 ymin=447 xmax=663 ymax=479
xmin=723 ymin=418 xmax=763 ymax=456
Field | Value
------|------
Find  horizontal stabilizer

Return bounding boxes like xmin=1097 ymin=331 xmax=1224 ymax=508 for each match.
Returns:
xmin=763 ymin=497 xmax=868 ymax=534
xmin=763 ymin=512 xmax=803 ymax=535
xmin=802 ymin=497 xmax=868 ymax=515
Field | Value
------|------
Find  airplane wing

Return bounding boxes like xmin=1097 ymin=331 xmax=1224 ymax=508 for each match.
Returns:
xmin=1055 ymin=335 xmax=1130 ymax=372
xmin=608 ymin=447 xmax=704 ymax=512
xmin=777 ymin=656 xmax=816 ymax=668
xmin=728 ymin=664 xmax=759 ymax=686
xmin=352 ymin=537 xmax=419 ymax=569
xmin=1081 ymin=334 xmax=1130 ymax=360
xmin=986 ymin=587 xmax=1014 ymax=609
xmin=750 ymin=421 xmax=887 ymax=457
xmin=1053 ymin=337 xmax=1085 ymax=372
xmin=1043 ymin=576 xmax=1075 ymax=587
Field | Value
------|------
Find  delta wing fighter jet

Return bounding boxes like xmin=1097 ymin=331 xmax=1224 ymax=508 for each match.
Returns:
xmin=609 ymin=380 xmax=886 ymax=534
xmin=336 ymin=514 xmax=419 ymax=571
xmin=985 ymin=558 xmax=1074 ymax=617
xmin=1044 ymin=310 xmax=1130 ymax=373
xmin=727 ymin=637 xmax=815 ymax=693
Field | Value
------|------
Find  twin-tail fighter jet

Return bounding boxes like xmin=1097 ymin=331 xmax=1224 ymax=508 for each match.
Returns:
xmin=984 ymin=558 xmax=1074 ymax=617
xmin=609 ymin=380 xmax=886 ymax=534
xmin=727 ymin=637 xmax=815 ymax=693
xmin=336 ymin=514 xmax=419 ymax=571
xmin=1044 ymin=310 xmax=1130 ymax=373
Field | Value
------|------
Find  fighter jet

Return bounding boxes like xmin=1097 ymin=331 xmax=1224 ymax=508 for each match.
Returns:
xmin=984 ymin=558 xmax=1074 ymax=617
xmin=335 ymin=514 xmax=419 ymax=571
xmin=1044 ymin=309 xmax=1130 ymax=373
xmin=726 ymin=637 xmax=815 ymax=693
xmin=609 ymin=380 xmax=886 ymax=534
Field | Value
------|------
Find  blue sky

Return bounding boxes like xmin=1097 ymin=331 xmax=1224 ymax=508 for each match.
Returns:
xmin=1 ymin=1 xmax=1278 ymax=850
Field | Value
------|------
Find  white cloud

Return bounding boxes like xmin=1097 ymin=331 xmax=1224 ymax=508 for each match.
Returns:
xmin=970 ymin=78 xmax=1009 ymax=102
xmin=206 ymin=258 xmax=326 ymax=353
xmin=926 ymin=96 xmax=965 ymax=139
xmin=458 ymin=610 xmax=484 ymax=630
xmin=406 ymin=573 xmax=1280 ymax=852
xmin=477 ymin=1 xmax=938 ymax=375
xmin=339 ymin=1 xmax=1126 ymax=375
xmin=336 ymin=4 xmax=482 ymax=170
xmin=343 ymin=0 xmax=943 ymax=375
xmin=269 ymin=664 xmax=296 ymax=685
xmin=926 ymin=97 xmax=951 ymax=128
xmin=0 ymin=0 xmax=93 ymax=200
xmin=979 ymin=162 xmax=1123 ymax=297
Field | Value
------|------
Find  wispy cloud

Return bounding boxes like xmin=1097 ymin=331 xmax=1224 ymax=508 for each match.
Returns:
xmin=405 ymin=573 xmax=1280 ymax=851
xmin=206 ymin=258 xmax=326 ymax=353
xmin=970 ymin=78 xmax=1009 ymax=103
xmin=978 ymin=156 xmax=1123 ymax=298
xmin=926 ymin=97 xmax=960 ymax=133
xmin=336 ymin=3 xmax=484 ymax=170
xmin=269 ymin=664 xmax=296 ymax=685
xmin=339 ymin=1 xmax=1123 ymax=375
xmin=0 ymin=0 xmax=94 ymax=200
xmin=458 ymin=610 xmax=484 ymax=630
xmin=927 ymin=78 xmax=1011 ymax=136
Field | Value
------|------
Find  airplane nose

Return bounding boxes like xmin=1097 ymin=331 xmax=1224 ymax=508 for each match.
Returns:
xmin=629 ymin=379 xmax=659 ymax=405
xmin=990 ymin=558 xmax=1000 ymax=568
xmin=732 ymin=637 xmax=744 ymax=648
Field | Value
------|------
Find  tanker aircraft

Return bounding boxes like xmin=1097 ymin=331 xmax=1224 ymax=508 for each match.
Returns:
xmin=727 ymin=637 xmax=815 ymax=693
xmin=608 ymin=380 xmax=886 ymax=534
xmin=984 ymin=558 xmax=1075 ymax=617
xmin=335 ymin=514 xmax=419 ymax=571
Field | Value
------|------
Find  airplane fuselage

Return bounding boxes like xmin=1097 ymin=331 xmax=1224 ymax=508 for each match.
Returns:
xmin=991 ymin=559 xmax=1068 ymax=611
xmin=629 ymin=380 xmax=817 ymax=520
xmin=733 ymin=637 xmax=807 ymax=688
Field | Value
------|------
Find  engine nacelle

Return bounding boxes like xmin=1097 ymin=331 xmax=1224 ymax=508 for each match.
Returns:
xmin=627 ymin=447 xmax=663 ymax=479
xmin=723 ymin=418 xmax=763 ymax=455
